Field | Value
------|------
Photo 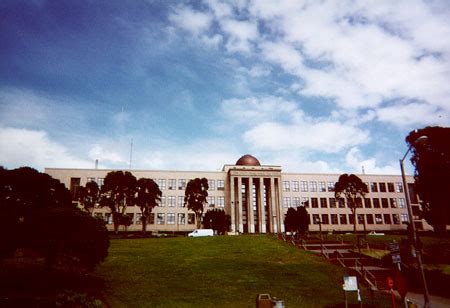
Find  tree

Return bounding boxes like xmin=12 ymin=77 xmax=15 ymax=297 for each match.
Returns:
xmin=76 ymin=180 xmax=99 ymax=214
xmin=406 ymin=126 xmax=450 ymax=235
xmin=284 ymin=206 xmax=310 ymax=235
xmin=203 ymin=209 xmax=230 ymax=235
xmin=184 ymin=178 xmax=209 ymax=229
xmin=99 ymin=171 xmax=137 ymax=234
xmin=335 ymin=174 xmax=368 ymax=233
xmin=135 ymin=178 xmax=161 ymax=235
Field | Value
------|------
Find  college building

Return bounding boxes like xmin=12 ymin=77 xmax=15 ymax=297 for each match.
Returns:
xmin=45 ymin=154 xmax=431 ymax=234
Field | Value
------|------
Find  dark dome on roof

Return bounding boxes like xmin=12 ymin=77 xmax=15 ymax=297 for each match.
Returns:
xmin=236 ymin=154 xmax=261 ymax=166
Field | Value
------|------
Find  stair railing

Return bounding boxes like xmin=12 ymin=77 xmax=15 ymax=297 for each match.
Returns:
xmin=355 ymin=259 xmax=378 ymax=290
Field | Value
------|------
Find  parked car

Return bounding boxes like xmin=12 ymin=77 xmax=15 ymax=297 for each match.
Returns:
xmin=188 ymin=229 xmax=214 ymax=237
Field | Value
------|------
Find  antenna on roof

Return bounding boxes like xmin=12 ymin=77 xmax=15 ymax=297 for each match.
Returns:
xmin=95 ymin=159 xmax=98 ymax=169
xmin=129 ymin=138 xmax=133 ymax=170
xmin=362 ymin=166 xmax=365 ymax=174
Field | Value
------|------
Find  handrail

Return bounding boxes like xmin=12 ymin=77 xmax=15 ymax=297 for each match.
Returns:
xmin=335 ymin=251 xmax=346 ymax=267
xmin=355 ymin=259 xmax=378 ymax=290
xmin=301 ymin=239 xmax=307 ymax=250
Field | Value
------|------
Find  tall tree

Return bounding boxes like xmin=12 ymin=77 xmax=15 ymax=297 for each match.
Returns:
xmin=135 ymin=178 xmax=161 ymax=235
xmin=203 ymin=209 xmax=230 ymax=235
xmin=335 ymin=174 xmax=368 ymax=233
xmin=99 ymin=171 xmax=137 ymax=234
xmin=76 ymin=180 xmax=99 ymax=214
xmin=184 ymin=178 xmax=209 ymax=229
xmin=406 ymin=126 xmax=450 ymax=235
xmin=284 ymin=206 xmax=310 ymax=235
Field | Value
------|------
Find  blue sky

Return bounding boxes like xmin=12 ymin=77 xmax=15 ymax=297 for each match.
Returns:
xmin=1 ymin=0 xmax=449 ymax=174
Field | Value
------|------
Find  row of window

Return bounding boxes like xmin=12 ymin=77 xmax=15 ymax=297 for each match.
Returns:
xmin=282 ymin=181 xmax=404 ymax=193
xmin=283 ymin=197 xmax=406 ymax=209
xmin=310 ymin=213 xmax=408 ymax=225
xmin=158 ymin=196 xmax=224 ymax=207
xmin=84 ymin=177 xmax=225 ymax=191
xmin=95 ymin=212 xmax=196 ymax=225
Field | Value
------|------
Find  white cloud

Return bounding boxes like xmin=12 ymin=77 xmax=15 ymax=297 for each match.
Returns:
xmin=88 ymin=144 xmax=127 ymax=165
xmin=0 ymin=127 xmax=92 ymax=171
xmin=345 ymin=147 xmax=399 ymax=174
xmin=221 ymin=18 xmax=259 ymax=53
xmin=169 ymin=6 xmax=213 ymax=36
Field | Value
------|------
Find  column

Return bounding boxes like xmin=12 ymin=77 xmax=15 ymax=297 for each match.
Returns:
xmin=270 ymin=177 xmax=278 ymax=233
xmin=259 ymin=177 xmax=266 ymax=233
xmin=237 ymin=176 xmax=243 ymax=233
xmin=230 ymin=176 xmax=235 ymax=233
xmin=276 ymin=178 xmax=285 ymax=233
xmin=248 ymin=177 xmax=255 ymax=233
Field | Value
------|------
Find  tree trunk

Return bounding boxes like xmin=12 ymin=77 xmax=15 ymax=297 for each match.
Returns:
xmin=113 ymin=213 xmax=119 ymax=234
xmin=352 ymin=209 xmax=357 ymax=234
xmin=142 ymin=215 xmax=147 ymax=236
xmin=196 ymin=213 xmax=202 ymax=229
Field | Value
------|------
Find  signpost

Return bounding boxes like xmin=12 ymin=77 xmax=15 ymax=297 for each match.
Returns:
xmin=389 ymin=241 xmax=402 ymax=270
xmin=343 ymin=276 xmax=362 ymax=308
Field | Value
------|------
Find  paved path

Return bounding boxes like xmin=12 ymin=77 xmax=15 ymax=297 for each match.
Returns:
xmin=394 ymin=291 xmax=450 ymax=308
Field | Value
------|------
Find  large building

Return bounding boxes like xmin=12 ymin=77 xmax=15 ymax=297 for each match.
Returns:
xmin=45 ymin=154 xmax=431 ymax=233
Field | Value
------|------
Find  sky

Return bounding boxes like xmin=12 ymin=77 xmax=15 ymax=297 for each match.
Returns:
xmin=1 ymin=0 xmax=449 ymax=175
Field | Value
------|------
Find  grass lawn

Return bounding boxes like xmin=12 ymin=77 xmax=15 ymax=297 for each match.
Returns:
xmin=96 ymin=235 xmax=393 ymax=307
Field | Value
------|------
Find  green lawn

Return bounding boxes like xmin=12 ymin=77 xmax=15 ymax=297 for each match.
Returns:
xmin=96 ymin=235 xmax=393 ymax=307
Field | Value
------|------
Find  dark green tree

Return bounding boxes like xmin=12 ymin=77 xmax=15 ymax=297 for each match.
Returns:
xmin=284 ymin=206 xmax=310 ymax=235
xmin=184 ymin=178 xmax=209 ymax=229
xmin=406 ymin=126 xmax=450 ymax=235
xmin=99 ymin=171 xmax=137 ymax=234
xmin=76 ymin=180 xmax=99 ymax=214
xmin=203 ymin=209 xmax=230 ymax=235
xmin=135 ymin=178 xmax=161 ymax=235
xmin=335 ymin=174 xmax=368 ymax=233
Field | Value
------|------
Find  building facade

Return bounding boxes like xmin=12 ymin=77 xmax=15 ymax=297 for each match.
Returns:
xmin=45 ymin=154 xmax=430 ymax=233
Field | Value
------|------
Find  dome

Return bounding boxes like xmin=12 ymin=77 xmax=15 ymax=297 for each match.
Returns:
xmin=236 ymin=154 xmax=261 ymax=166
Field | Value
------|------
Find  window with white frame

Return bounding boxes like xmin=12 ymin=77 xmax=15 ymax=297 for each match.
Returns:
xmin=207 ymin=196 xmax=215 ymax=207
xmin=375 ymin=214 xmax=383 ymax=224
xmin=217 ymin=196 xmax=224 ymax=208
xmin=217 ymin=180 xmax=224 ymax=191
xmin=301 ymin=181 xmax=308 ymax=192
xmin=157 ymin=213 xmax=165 ymax=225
xmin=392 ymin=214 xmax=400 ymax=224
xmin=208 ymin=179 xmax=215 ymax=190
xmin=302 ymin=197 xmax=309 ymax=207
xmin=282 ymin=181 xmax=290 ymax=192
xmin=400 ymin=213 xmax=408 ymax=224
xmin=390 ymin=198 xmax=397 ymax=208
xmin=168 ymin=179 xmax=176 ymax=190
xmin=188 ymin=213 xmax=195 ymax=224
xmin=319 ymin=181 xmax=326 ymax=192
xmin=329 ymin=198 xmax=336 ymax=208
xmin=97 ymin=178 xmax=104 ymax=187
xmin=283 ymin=197 xmax=291 ymax=208
xmin=293 ymin=197 xmax=301 ymax=207
xmin=87 ymin=177 xmax=96 ymax=183
xmin=168 ymin=196 xmax=176 ymax=207
xmin=135 ymin=213 xmax=142 ymax=225
xmin=178 ymin=179 xmax=186 ymax=190
xmin=178 ymin=196 xmax=184 ymax=207
xmin=292 ymin=181 xmax=299 ymax=192
xmin=159 ymin=196 xmax=166 ymax=207
xmin=178 ymin=213 xmax=186 ymax=224
xmin=327 ymin=182 xmax=335 ymax=192
xmin=398 ymin=198 xmax=406 ymax=208
xmin=167 ymin=213 xmax=175 ymax=225
xmin=396 ymin=183 xmax=403 ymax=193
xmin=158 ymin=179 xmax=166 ymax=190
xmin=310 ymin=181 xmax=317 ymax=192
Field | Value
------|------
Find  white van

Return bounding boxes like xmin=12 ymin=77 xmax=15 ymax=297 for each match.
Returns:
xmin=188 ymin=229 xmax=214 ymax=237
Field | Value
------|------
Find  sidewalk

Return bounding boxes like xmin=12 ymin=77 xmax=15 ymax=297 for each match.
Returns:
xmin=395 ymin=291 xmax=450 ymax=308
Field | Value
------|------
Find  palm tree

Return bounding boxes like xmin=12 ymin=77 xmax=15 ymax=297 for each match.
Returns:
xmin=76 ymin=180 xmax=99 ymax=214
xmin=335 ymin=174 xmax=368 ymax=233
xmin=184 ymin=178 xmax=209 ymax=229
xmin=135 ymin=178 xmax=161 ymax=235
xmin=99 ymin=171 xmax=137 ymax=234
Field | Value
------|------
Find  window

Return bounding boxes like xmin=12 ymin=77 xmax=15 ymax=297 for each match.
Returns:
xmin=329 ymin=198 xmax=336 ymax=208
xmin=396 ymin=183 xmax=403 ymax=193
xmin=310 ymin=181 xmax=317 ymax=192
xmin=321 ymin=214 xmax=329 ymax=224
xmin=390 ymin=198 xmax=397 ymax=208
xmin=381 ymin=198 xmax=389 ymax=208
xmin=158 ymin=179 xmax=166 ymax=190
xmin=87 ymin=177 xmax=96 ymax=183
xmin=217 ymin=197 xmax=224 ymax=208
xmin=364 ymin=198 xmax=372 ymax=208
xmin=207 ymin=196 xmax=215 ymax=207
xmin=327 ymin=182 xmax=335 ymax=192
xmin=178 ymin=213 xmax=186 ymax=225
xmin=283 ymin=197 xmax=291 ymax=208
xmin=157 ymin=213 xmax=165 ymax=225
xmin=292 ymin=181 xmax=299 ymax=192
xmin=312 ymin=214 xmax=320 ymax=224
xmin=373 ymin=198 xmax=380 ymax=208
xmin=398 ymin=198 xmax=406 ymax=209
xmin=70 ymin=177 xmax=81 ymax=197
xmin=383 ymin=214 xmax=392 ymax=224
xmin=168 ymin=196 xmax=176 ymax=207
xmin=149 ymin=213 xmax=155 ymax=224
xmin=375 ymin=214 xmax=383 ymax=224
xmin=293 ymin=197 xmax=301 ymax=207
xmin=349 ymin=214 xmax=355 ymax=225
xmin=356 ymin=197 xmax=363 ymax=208
xmin=188 ymin=213 xmax=195 ymax=225
xmin=319 ymin=181 xmax=326 ymax=192
xmin=311 ymin=197 xmax=318 ymax=208
xmin=301 ymin=181 xmax=308 ymax=192
xmin=178 ymin=196 xmax=184 ymax=207
xmin=370 ymin=182 xmax=378 ymax=192
xmin=178 ymin=179 xmax=186 ymax=190
xmin=167 ymin=213 xmax=175 ymax=225
xmin=366 ymin=214 xmax=374 ymax=224
xmin=217 ymin=180 xmax=224 ymax=191
xmin=339 ymin=214 xmax=347 ymax=225
xmin=135 ymin=213 xmax=142 ymax=225
xmin=168 ymin=179 xmax=176 ymax=190
xmin=379 ymin=183 xmax=386 ymax=192
xmin=105 ymin=213 xmax=113 ymax=225
xmin=387 ymin=183 xmax=395 ymax=192
xmin=320 ymin=198 xmax=327 ymax=208
xmin=159 ymin=196 xmax=166 ymax=207
xmin=282 ymin=181 xmax=290 ymax=192
xmin=338 ymin=198 xmax=345 ymax=208
xmin=392 ymin=214 xmax=400 ymax=224
xmin=357 ymin=214 xmax=365 ymax=225
xmin=400 ymin=213 xmax=408 ymax=224
xmin=97 ymin=178 xmax=104 ymax=187
xmin=208 ymin=179 xmax=215 ymax=190
xmin=94 ymin=213 xmax=103 ymax=220
xmin=302 ymin=197 xmax=309 ymax=207
xmin=331 ymin=214 xmax=338 ymax=225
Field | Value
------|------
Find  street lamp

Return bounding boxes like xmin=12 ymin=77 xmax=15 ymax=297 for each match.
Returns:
xmin=400 ymin=135 xmax=430 ymax=307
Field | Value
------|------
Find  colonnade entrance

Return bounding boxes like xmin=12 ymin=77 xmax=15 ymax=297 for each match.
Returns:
xmin=227 ymin=168 xmax=284 ymax=234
